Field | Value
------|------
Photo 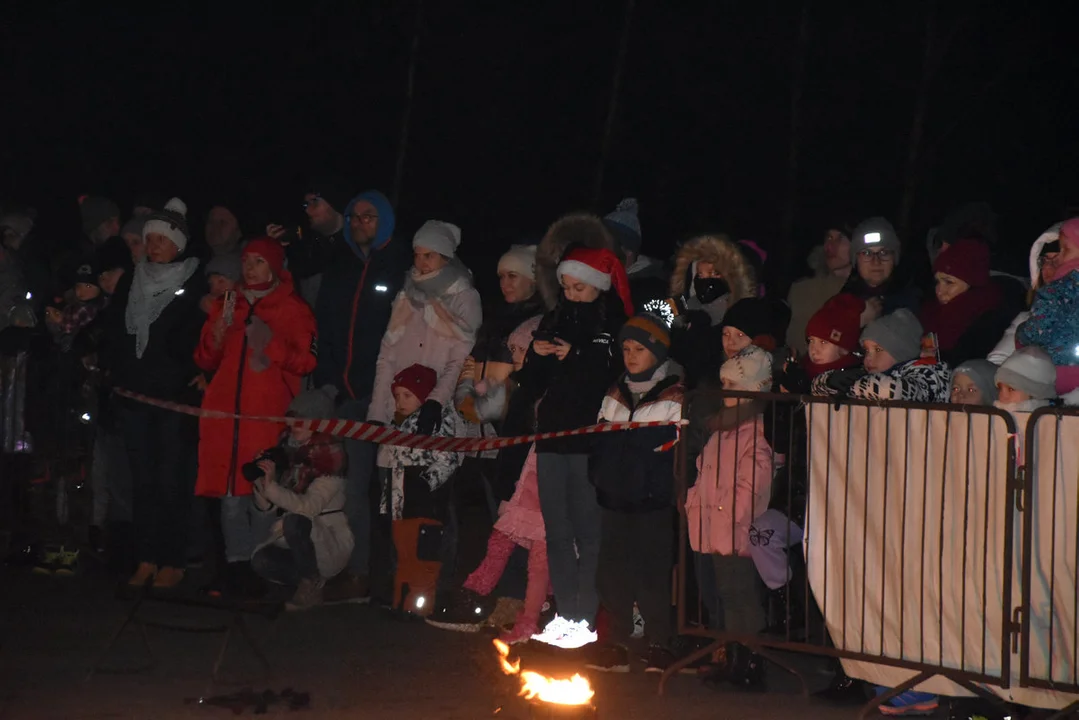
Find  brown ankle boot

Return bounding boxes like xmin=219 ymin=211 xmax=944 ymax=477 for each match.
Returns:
xmin=127 ymin=562 xmax=158 ymax=587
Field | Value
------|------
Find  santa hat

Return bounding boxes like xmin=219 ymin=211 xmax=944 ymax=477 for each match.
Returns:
xmin=391 ymin=364 xmax=438 ymax=405
xmin=556 ymin=246 xmax=633 ymax=316
xmin=142 ymin=197 xmax=190 ymax=253
xmin=242 ymin=236 xmax=287 ymax=281
xmin=933 ymin=237 xmax=990 ymax=287
xmin=805 ymin=293 xmax=865 ymax=353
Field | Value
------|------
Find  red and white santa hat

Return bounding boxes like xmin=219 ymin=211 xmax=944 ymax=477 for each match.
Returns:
xmin=556 ymin=246 xmax=634 ymax=316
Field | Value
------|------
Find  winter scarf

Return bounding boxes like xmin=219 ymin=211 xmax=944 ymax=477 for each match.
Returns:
xmin=626 ymin=358 xmax=674 ymax=395
xmin=920 ymin=283 xmax=1003 ymax=352
xmin=125 ymin=257 xmax=199 ymax=358
xmin=405 ymin=258 xmax=470 ymax=304
xmin=994 ymin=398 xmax=1050 ymax=414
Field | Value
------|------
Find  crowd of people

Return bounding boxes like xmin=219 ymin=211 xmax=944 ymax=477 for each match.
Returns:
xmin=2 ymin=187 xmax=1076 ymax=717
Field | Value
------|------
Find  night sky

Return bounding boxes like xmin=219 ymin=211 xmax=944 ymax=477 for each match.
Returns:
xmin=2 ymin=1 xmax=1076 ymax=291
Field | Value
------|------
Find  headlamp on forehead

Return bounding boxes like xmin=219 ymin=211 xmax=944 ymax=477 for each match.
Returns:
xmin=864 ymin=232 xmax=881 ymax=245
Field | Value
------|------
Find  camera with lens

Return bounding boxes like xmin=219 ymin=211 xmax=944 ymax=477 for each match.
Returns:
xmin=241 ymin=446 xmax=289 ymax=484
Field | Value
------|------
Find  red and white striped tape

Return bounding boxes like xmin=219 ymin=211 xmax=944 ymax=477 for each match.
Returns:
xmin=113 ymin=388 xmax=684 ymax=452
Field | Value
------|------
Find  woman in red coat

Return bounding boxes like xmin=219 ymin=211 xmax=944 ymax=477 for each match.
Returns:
xmin=194 ymin=237 xmax=318 ymax=594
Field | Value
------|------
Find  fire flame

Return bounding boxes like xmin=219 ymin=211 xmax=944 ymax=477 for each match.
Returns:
xmin=493 ymin=639 xmax=595 ymax=707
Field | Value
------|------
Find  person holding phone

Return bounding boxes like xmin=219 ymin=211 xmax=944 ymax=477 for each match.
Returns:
xmin=193 ymin=237 xmax=317 ymax=598
xmin=513 ymin=215 xmax=634 ymax=650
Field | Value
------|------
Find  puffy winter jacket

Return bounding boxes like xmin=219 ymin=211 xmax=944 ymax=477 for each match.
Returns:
xmin=1017 ymin=269 xmax=1079 ymax=369
xmin=515 ymin=294 xmax=626 ymax=454
xmin=589 ymin=363 xmax=683 ymax=512
xmin=193 ymin=276 xmax=317 ymax=497
xmin=287 ymin=195 xmax=412 ymax=402
xmin=368 ymin=262 xmax=482 ymax=424
xmin=686 ymin=414 xmax=773 ymax=556
xmin=812 ymin=358 xmax=951 ymax=403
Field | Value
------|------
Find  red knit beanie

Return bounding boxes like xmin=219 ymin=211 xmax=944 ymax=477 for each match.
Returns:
xmin=805 ymin=293 xmax=865 ymax=354
xmin=933 ymin=237 xmax=990 ymax=288
xmin=391 ymin=364 xmax=438 ymax=404
xmin=242 ymin=236 xmax=287 ymax=283
xmin=556 ymin=246 xmax=634 ymax=316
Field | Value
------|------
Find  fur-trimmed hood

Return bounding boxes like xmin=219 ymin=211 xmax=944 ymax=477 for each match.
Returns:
xmin=669 ymin=234 xmax=757 ymax=303
xmin=536 ymin=213 xmax=618 ymax=311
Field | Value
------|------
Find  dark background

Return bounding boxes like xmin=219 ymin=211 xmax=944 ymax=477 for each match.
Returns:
xmin=2 ymin=1 xmax=1076 ymax=292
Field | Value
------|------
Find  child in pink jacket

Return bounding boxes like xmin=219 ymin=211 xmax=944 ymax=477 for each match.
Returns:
xmin=685 ymin=345 xmax=774 ymax=689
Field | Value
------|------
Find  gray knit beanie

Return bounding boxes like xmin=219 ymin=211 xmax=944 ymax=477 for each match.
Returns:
xmin=952 ymin=360 xmax=998 ymax=405
xmin=995 ymin=347 xmax=1057 ymax=400
xmin=860 ymin=309 xmax=923 ymax=364
xmin=852 ymin=216 xmax=901 ymax=262
xmin=287 ymin=385 xmax=339 ymax=419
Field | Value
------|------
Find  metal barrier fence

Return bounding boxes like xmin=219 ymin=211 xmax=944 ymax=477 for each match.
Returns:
xmin=661 ymin=388 xmax=1059 ymax=718
xmin=1021 ymin=407 xmax=1079 ymax=710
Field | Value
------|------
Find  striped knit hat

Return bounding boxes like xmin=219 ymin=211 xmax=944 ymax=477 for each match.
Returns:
xmin=619 ymin=312 xmax=670 ymax=363
xmin=142 ymin=197 xmax=191 ymax=253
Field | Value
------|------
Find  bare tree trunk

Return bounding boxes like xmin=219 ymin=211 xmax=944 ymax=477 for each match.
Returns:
xmin=779 ymin=1 xmax=811 ymax=290
xmin=392 ymin=0 xmax=423 ymax=208
xmin=898 ymin=0 xmax=940 ymax=241
xmin=592 ymin=0 xmax=636 ymax=209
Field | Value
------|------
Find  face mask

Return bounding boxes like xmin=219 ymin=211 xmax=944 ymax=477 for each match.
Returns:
xmin=694 ymin=276 xmax=729 ymax=305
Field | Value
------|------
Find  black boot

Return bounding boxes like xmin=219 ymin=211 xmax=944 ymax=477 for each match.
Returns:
xmin=813 ymin=662 xmax=869 ymax=705
xmin=726 ymin=642 xmax=766 ymax=692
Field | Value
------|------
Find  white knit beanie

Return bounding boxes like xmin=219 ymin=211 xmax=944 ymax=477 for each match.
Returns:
xmin=720 ymin=345 xmax=773 ymax=392
xmin=995 ymin=346 xmax=1057 ymax=400
xmin=413 ymin=220 xmax=462 ymax=257
xmin=497 ymin=244 xmax=537 ymax=280
xmin=141 ymin=197 xmax=190 ymax=253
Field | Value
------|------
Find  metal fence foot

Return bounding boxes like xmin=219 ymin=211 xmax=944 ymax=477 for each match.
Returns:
xmin=657 ymin=638 xmax=726 ymax=697
xmin=856 ymin=671 xmax=931 ymax=720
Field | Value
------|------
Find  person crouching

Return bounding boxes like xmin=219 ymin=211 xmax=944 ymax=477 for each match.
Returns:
xmin=376 ymin=363 xmax=462 ymax=616
xmin=250 ymin=385 xmax=351 ymax=611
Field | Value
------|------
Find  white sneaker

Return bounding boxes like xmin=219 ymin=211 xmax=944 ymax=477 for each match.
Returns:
xmin=530 ymin=615 xmax=572 ymax=644
xmin=631 ymin=603 xmax=645 ymax=639
xmin=552 ymin=620 xmax=598 ymax=650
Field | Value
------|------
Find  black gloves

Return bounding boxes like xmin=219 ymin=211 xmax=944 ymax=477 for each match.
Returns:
xmin=825 ymin=366 xmax=868 ymax=396
xmin=416 ymin=400 xmax=443 ymax=435
xmin=778 ymin=361 xmax=811 ymax=395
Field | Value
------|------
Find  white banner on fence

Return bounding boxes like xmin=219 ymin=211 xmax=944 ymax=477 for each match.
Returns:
xmin=805 ymin=404 xmax=1077 ymax=710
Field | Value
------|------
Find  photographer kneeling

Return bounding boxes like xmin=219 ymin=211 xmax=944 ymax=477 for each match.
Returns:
xmin=250 ymin=386 xmax=352 ymax=611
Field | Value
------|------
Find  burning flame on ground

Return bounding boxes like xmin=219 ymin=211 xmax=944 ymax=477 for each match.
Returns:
xmin=493 ymin=639 xmax=595 ymax=707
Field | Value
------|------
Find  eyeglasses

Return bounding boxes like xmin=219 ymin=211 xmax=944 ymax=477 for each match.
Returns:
xmin=858 ymin=249 xmax=895 ymax=263
xmin=302 ymin=195 xmax=323 ymax=210
xmin=349 ymin=213 xmax=379 ymax=225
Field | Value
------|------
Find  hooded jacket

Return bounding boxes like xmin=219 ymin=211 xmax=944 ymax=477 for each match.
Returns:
xmin=667 ymin=234 xmax=758 ymax=388
xmin=194 ymin=272 xmax=317 ymax=497
xmin=287 ymin=191 xmax=412 ymax=401
xmin=589 ymin=360 xmax=683 ymax=512
xmin=988 ymin=223 xmax=1061 ymax=365
xmin=368 ymin=260 xmax=482 ymax=424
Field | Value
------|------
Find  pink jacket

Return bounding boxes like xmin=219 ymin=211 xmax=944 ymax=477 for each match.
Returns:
xmin=686 ymin=417 xmax=773 ymax=556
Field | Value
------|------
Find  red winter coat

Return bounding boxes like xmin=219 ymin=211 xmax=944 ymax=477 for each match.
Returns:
xmin=193 ymin=276 xmax=317 ymax=497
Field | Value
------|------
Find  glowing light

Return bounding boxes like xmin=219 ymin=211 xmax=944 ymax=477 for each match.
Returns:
xmin=414 ymin=595 xmax=426 ymax=609
xmin=474 ymin=606 xmax=483 ymax=614
xmin=864 ymin=232 xmax=881 ymax=244
xmin=375 ymin=284 xmax=389 ymax=292
xmin=174 ymin=288 xmax=185 ymax=296
xmin=80 ymin=412 xmax=92 ymax=423
xmin=643 ymin=298 xmax=674 ymax=327
xmin=493 ymin=639 xmax=594 ymax=707
xmin=25 ymin=291 xmax=32 ymax=300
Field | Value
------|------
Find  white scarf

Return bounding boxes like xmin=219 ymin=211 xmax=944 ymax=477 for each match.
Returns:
xmin=125 ymin=257 xmax=199 ymax=358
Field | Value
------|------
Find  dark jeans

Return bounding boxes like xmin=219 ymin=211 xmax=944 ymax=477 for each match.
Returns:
xmin=596 ymin=507 xmax=675 ymax=646
xmin=339 ymin=397 xmax=376 ymax=576
xmin=695 ymin=551 xmax=723 ymax=630
xmin=120 ymin=404 xmax=196 ymax=568
xmin=536 ymin=452 xmax=601 ymax=624
xmin=251 ymin=514 xmax=319 ymax=586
